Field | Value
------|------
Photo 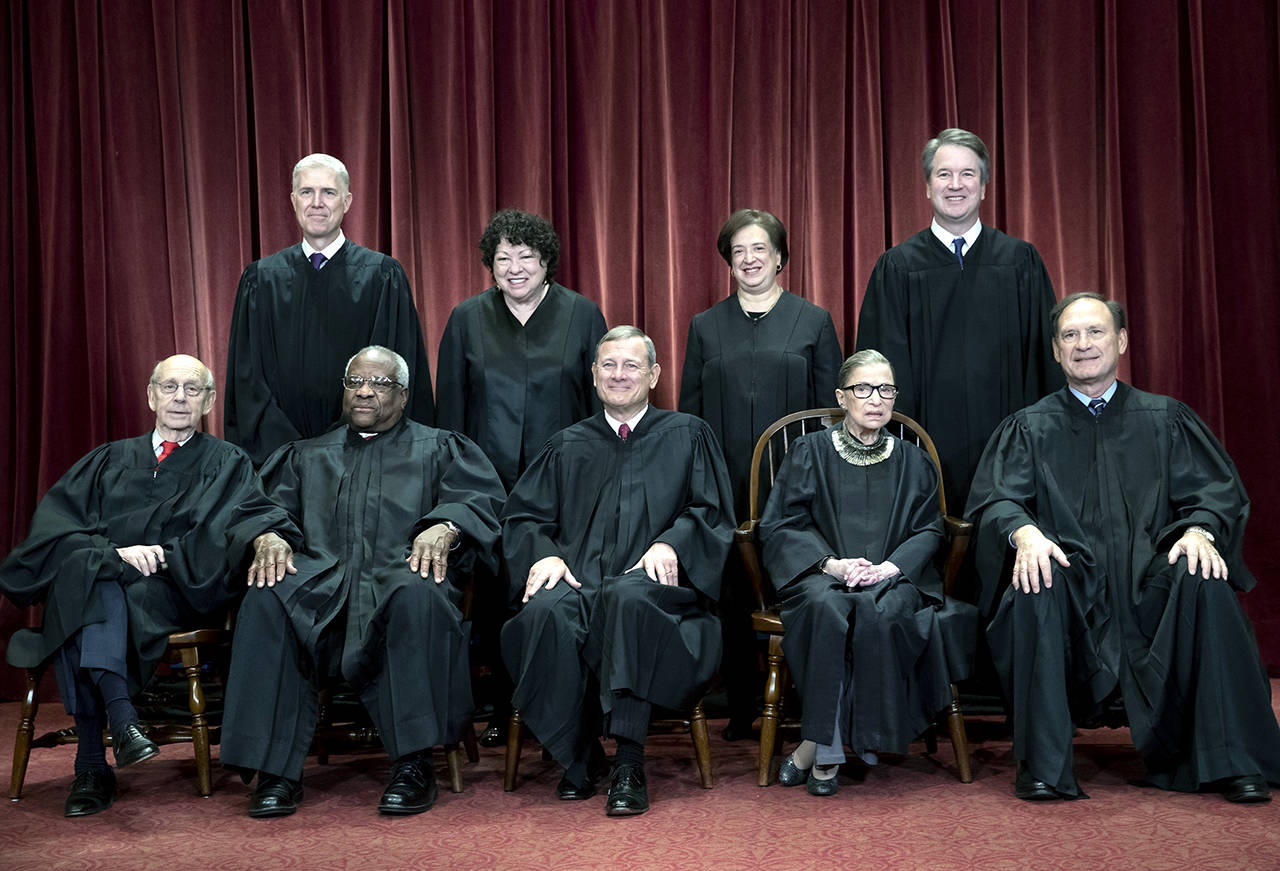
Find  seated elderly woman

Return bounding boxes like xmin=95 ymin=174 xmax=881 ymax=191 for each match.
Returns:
xmin=758 ymin=349 xmax=957 ymax=796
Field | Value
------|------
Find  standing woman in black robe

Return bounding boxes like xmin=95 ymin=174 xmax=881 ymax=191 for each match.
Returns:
xmin=679 ymin=208 xmax=843 ymax=738
xmin=436 ymin=208 xmax=607 ymax=744
xmin=759 ymin=350 xmax=956 ymax=796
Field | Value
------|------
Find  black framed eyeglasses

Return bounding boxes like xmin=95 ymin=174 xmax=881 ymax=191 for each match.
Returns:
xmin=341 ymin=376 xmax=402 ymax=394
xmin=840 ymin=382 xmax=898 ymax=399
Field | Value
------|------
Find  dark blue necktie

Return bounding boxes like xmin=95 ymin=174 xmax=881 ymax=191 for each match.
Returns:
xmin=951 ymin=237 xmax=965 ymax=269
xmin=1088 ymin=397 xmax=1106 ymax=417
xmin=309 ymin=252 xmax=327 ymax=270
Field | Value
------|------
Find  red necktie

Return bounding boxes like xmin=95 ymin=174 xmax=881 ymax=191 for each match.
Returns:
xmin=157 ymin=440 xmax=179 ymax=462
xmin=618 ymin=423 xmax=630 ymax=441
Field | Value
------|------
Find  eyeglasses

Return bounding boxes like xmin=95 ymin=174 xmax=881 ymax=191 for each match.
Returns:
xmin=840 ymin=382 xmax=898 ymax=399
xmin=152 ymin=381 xmax=208 ymax=397
xmin=341 ymin=376 xmax=402 ymax=394
xmin=595 ymin=361 xmax=648 ymax=375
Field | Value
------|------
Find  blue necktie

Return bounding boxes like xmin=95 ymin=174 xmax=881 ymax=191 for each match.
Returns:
xmin=1088 ymin=397 xmax=1106 ymax=417
xmin=310 ymin=252 xmax=327 ymax=270
xmin=951 ymin=237 xmax=965 ymax=269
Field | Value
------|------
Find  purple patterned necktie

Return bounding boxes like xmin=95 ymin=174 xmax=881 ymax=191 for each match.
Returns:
xmin=310 ymin=252 xmax=327 ymax=270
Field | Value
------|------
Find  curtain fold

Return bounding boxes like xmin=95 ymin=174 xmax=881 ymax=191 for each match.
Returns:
xmin=3 ymin=0 xmax=1279 ymax=696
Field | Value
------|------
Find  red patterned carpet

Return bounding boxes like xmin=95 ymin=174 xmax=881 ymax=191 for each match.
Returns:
xmin=3 ymin=692 xmax=1279 ymax=871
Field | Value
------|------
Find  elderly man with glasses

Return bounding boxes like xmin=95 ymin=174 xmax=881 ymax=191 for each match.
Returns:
xmin=0 ymin=354 xmax=288 ymax=817
xmin=219 ymin=345 xmax=506 ymax=819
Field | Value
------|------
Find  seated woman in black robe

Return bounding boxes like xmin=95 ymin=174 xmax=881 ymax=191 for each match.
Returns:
xmin=758 ymin=350 xmax=954 ymax=796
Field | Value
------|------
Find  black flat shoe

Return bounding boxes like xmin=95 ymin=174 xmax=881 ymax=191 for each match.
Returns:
xmin=777 ymin=753 xmax=810 ymax=787
xmin=806 ymin=769 xmax=839 ymax=797
xmin=605 ymin=763 xmax=649 ymax=816
xmin=65 ymin=768 xmax=117 ymax=818
xmin=1014 ymin=761 xmax=1063 ymax=801
xmin=478 ymin=724 xmax=507 ymax=748
xmin=379 ymin=753 xmax=438 ymax=815
xmin=1222 ymin=774 xmax=1271 ymax=804
xmin=112 ymin=724 xmax=160 ymax=769
xmin=249 ymin=774 xmax=303 ymax=818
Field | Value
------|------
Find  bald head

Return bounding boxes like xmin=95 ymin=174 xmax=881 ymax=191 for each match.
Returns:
xmin=147 ymin=355 xmax=216 ymax=441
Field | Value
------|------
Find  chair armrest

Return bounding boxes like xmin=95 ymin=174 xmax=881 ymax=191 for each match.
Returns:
xmin=734 ymin=520 xmax=770 ymax=612
xmin=941 ymin=515 xmax=974 ymax=597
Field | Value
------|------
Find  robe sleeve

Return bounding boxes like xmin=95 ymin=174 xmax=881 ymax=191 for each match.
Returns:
xmin=856 ymin=252 xmax=920 ymax=419
xmin=759 ymin=437 xmax=835 ymax=588
xmin=883 ymin=447 xmax=946 ymax=599
xmin=651 ymin=420 xmax=736 ymax=601
xmin=1019 ymin=246 xmax=1065 ymax=400
xmin=501 ymin=438 xmax=568 ymax=600
xmin=965 ymin=413 xmax=1041 ymax=614
xmin=812 ymin=311 xmax=844 ymax=402
xmin=434 ymin=306 xmax=469 ymax=434
xmin=417 ymin=432 xmax=507 ymax=574
xmin=383 ymin=260 xmax=435 ymax=426
xmin=0 ymin=446 xmax=121 ymax=607
xmin=224 ymin=264 xmax=304 ymax=466
xmin=677 ymin=316 xmax=705 ymax=416
xmin=1161 ymin=400 xmax=1255 ymax=592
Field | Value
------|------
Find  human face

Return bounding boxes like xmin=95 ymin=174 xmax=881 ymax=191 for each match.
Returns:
xmin=147 ymin=355 xmax=214 ymax=441
xmin=342 ymin=351 xmax=408 ymax=432
xmin=926 ymin=144 xmax=987 ymax=235
xmin=291 ymin=167 xmax=352 ymax=249
xmin=836 ymin=363 xmax=896 ymax=442
xmin=592 ymin=337 xmax=660 ymax=420
xmin=492 ymin=238 xmax=549 ymax=304
xmin=1052 ymin=298 xmax=1128 ymax=396
xmin=729 ymin=224 xmax=782 ymax=296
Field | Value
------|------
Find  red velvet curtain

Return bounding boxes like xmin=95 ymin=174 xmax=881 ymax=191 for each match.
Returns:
xmin=3 ymin=0 xmax=1279 ymax=696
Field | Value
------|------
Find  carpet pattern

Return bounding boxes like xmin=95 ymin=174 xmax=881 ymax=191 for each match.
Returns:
xmin=3 ymin=693 xmax=1279 ymax=871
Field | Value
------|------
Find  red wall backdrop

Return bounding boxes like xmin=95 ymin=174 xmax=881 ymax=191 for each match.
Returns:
xmin=3 ymin=0 xmax=1279 ymax=694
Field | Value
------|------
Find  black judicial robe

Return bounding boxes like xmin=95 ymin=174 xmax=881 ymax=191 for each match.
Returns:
xmin=224 ymin=241 xmax=434 ymax=466
xmin=435 ymin=283 xmax=606 ymax=491
xmin=857 ymin=227 xmax=1060 ymax=510
xmin=760 ymin=430 xmax=966 ymax=753
xmin=0 ymin=432 xmax=281 ymax=691
xmin=966 ymin=384 xmax=1280 ymax=793
xmin=679 ymin=291 xmax=842 ymax=519
xmin=500 ymin=409 xmax=735 ymax=759
xmin=248 ymin=419 xmax=504 ymax=682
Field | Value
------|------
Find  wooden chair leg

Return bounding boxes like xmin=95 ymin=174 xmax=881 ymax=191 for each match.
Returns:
xmin=179 ymin=647 xmax=213 ymax=797
xmin=758 ymin=635 xmax=786 ymax=787
xmin=689 ymin=701 xmax=714 ymax=789
xmin=462 ymin=724 xmax=479 ymax=764
xmin=946 ymin=683 xmax=972 ymax=783
xmin=9 ymin=668 xmax=42 ymax=801
xmin=445 ymin=743 xmax=464 ymax=793
xmin=503 ymin=709 xmax=524 ymax=792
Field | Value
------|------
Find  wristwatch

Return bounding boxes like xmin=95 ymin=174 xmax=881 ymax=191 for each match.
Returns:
xmin=442 ymin=520 xmax=462 ymax=549
xmin=1185 ymin=525 xmax=1215 ymax=543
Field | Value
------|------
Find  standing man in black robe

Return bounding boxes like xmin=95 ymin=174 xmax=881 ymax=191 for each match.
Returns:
xmin=857 ymin=128 xmax=1061 ymax=511
xmin=0 ymin=355 xmax=284 ymax=817
xmin=224 ymin=153 xmax=433 ymax=466
xmin=219 ymin=346 xmax=505 ymax=818
xmin=966 ymin=292 xmax=1280 ymax=803
xmin=501 ymin=326 xmax=735 ymax=816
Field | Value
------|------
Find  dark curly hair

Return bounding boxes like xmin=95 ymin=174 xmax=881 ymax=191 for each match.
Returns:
xmin=478 ymin=208 xmax=561 ymax=281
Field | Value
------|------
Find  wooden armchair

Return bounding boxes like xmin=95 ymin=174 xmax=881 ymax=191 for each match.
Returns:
xmin=734 ymin=408 xmax=974 ymax=786
xmin=10 ymin=624 xmax=230 ymax=801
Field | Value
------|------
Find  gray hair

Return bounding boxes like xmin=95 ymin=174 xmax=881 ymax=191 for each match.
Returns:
xmin=838 ymin=349 xmax=894 ymax=387
xmin=292 ymin=153 xmax=350 ymax=192
xmin=596 ymin=325 xmax=657 ymax=367
xmin=346 ymin=345 xmax=410 ymax=388
xmin=922 ymin=128 xmax=990 ymax=184
xmin=1050 ymin=291 xmax=1127 ymax=335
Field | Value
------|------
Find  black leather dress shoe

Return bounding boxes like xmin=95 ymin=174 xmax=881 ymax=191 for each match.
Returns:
xmin=249 ymin=774 xmax=303 ymax=818
xmin=605 ymin=763 xmax=649 ymax=816
xmin=556 ymin=741 xmax=611 ymax=800
xmin=777 ymin=753 xmax=811 ymax=787
xmin=65 ymin=768 xmax=117 ymax=818
xmin=478 ymin=724 xmax=507 ymax=747
xmin=112 ymin=724 xmax=160 ymax=769
xmin=1014 ymin=761 xmax=1063 ymax=801
xmin=379 ymin=754 xmax=439 ymax=815
xmin=1222 ymin=774 xmax=1271 ymax=804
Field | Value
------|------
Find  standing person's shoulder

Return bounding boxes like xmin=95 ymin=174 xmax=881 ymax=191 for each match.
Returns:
xmin=337 ymin=241 xmax=407 ymax=275
xmin=240 ymin=243 xmax=305 ymax=283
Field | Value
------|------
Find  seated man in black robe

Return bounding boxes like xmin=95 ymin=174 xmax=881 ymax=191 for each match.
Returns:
xmin=224 ymin=152 xmax=434 ymax=466
xmin=501 ymin=325 xmax=735 ymax=817
xmin=967 ymin=292 xmax=1280 ymax=803
xmin=0 ymin=355 xmax=284 ymax=817
xmin=219 ymin=345 xmax=505 ymax=818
